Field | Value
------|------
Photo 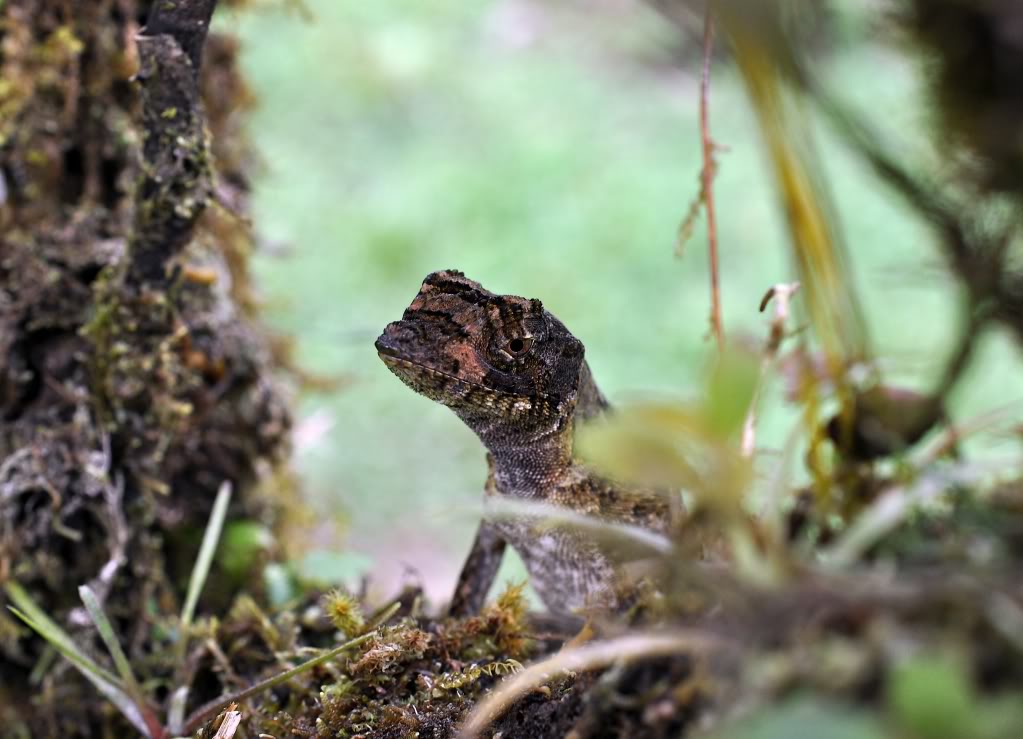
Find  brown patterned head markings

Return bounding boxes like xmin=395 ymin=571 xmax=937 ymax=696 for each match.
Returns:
xmin=375 ymin=270 xmax=585 ymax=439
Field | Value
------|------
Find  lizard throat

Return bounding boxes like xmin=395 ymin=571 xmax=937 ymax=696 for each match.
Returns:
xmin=378 ymin=352 xmax=575 ymax=482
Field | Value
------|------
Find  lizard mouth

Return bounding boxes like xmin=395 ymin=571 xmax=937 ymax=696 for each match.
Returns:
xmin=377 ymin=351 xmax=531 ymax=402
xmin=373 ymin=334 xmax=454 ymax=383
xmin=375 ymin=331 xmax=535 ymax=410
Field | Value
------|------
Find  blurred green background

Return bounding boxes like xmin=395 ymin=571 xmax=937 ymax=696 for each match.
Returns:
xmin=225 ymin=0 xmax=1022 ymax=602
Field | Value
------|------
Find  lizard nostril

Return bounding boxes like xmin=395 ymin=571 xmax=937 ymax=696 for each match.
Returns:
xmin=374 ymin=333 xmax=400 ymax=357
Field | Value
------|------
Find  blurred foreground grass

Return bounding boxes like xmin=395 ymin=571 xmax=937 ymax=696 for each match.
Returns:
xmin=230 ymin=0 xmax=1022 ymax=599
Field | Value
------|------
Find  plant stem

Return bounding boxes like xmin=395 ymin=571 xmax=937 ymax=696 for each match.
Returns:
xmin=701 ymin=1 xmax=724 ymax=350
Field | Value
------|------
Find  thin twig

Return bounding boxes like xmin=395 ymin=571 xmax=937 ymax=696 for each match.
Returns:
xmin=457 ymin=631 xmax=726 ymax=738
xmin=700 ymin=2 xmax=724 ymax=349
xmin=913 ymin=401 xmax=1023 ymax=466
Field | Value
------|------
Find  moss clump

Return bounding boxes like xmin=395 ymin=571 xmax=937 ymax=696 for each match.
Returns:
xmin=308 ymin=583 xmax=534 ymax=738
xmin=177 ymin=582 xmax=542 ymax=738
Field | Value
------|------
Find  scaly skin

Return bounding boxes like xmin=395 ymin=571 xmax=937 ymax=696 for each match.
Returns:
xmin=448 ymin=348 xmax=612 ymax=616
xmin=376 ymin=270 xmax=670 ymax=615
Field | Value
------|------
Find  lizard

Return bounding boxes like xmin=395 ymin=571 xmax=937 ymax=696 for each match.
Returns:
xmin=375 ymin=270 xmax=673 ymax=616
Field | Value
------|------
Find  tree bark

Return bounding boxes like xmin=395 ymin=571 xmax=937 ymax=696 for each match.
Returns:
xmin=0 ymin=2 xmax=291 ymax=735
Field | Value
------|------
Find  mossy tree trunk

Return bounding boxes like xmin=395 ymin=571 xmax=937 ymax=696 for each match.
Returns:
xmin=0 ymin=1 xmax=291 ymax=734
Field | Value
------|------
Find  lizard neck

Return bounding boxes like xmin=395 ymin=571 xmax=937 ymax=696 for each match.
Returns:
xmin=458 ymin=408 xmax=576 ymax=496
xmin=454 ymin=356 xmax=605 ymax=497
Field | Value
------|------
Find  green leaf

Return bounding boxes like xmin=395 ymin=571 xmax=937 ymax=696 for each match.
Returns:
xmin=888 ymin=653 xmax=975 ymax=739
xmin=263 ymin=562 xmax=298 ymax=608
xmin=576 ymin=403 xmax=704 ymax=489
xmin=219 ymin=520 xmax=274 ymax=580
xmin=703 ymin=347 xmax=759 ymax=438
xmin=708 ymin=696 xmax=887 ymax=739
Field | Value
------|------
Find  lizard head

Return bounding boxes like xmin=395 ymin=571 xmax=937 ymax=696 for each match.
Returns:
xmin=376 ymin=270 xmax=585 ymax=425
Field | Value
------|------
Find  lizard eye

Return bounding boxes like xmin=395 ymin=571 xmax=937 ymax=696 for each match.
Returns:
xmin=505 ymin=337 xmax=533 ymax=357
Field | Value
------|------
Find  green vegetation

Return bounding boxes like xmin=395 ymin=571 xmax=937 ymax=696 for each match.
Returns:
xmin=233 ymin=0 xmax=1022 ymax=596
xmin=5 ymin=1 xmax=1023 ymax=736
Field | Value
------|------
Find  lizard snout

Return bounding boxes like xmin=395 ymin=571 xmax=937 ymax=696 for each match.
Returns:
xmin=374 ymin=321 xmax=413 ymax=359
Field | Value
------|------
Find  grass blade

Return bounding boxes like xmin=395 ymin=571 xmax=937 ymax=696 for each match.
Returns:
xmin=167 ymin=685 xmax=190 ymax=736
xmin=78 ymin=666 xmax=154 ymax=738
xmin=181 ymin=480 xmax=232 ymax=630
xmin=5 ymin=582 xmax=120 ymax=687
xmin=79 ymin=585 xmax=144 ymax=701
xmin=169 ymin=481 xmax=233 ymax=733
xmin=5 ymin=583 xmax=153 ymax=737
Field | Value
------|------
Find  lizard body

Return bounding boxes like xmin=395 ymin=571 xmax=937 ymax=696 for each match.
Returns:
xmin=376 ymin=270 xmax=671 ymax=615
